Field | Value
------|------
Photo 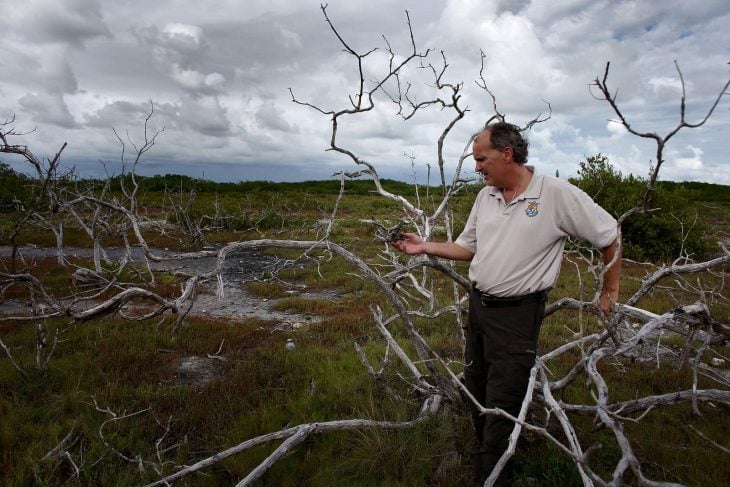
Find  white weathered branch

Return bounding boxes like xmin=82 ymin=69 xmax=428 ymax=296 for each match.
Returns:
xmin=145 ymin=396 xmax=441 ymax=487
xmin=627 ymin=254 xmax=730 ymax=307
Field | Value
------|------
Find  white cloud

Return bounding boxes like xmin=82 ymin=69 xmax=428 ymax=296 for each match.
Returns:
xmin=439 ymin=0 xmax=571 ymax=111
xmin=605 ymin=144 xmax=652 ymax=178
xmin=162 ymin=23 xmax=204 ymax=43
xmin=135 ymin=22 xmax=228 ymax=95
xmin=648 ymin=76 xmax=684 ymax=95
xmin=606 ymin=121 xmax=628 ymax=138
xmin=169 ymin=66 xmax=225 ymax=93
xmin=0 ymin=0 xmax=728 ymax=184
xmin=671 ymin=145 xmax=704 ymax=171
xmin=205 ymin=73 xmax=226 ymax=90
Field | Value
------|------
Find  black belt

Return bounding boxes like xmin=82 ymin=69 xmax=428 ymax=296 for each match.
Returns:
xmin=473 ymin=286 xmax=548 ymax=308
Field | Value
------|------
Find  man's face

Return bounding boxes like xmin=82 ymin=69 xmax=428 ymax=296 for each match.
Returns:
xmin=473 ymin=131 xmax=510 ymax=187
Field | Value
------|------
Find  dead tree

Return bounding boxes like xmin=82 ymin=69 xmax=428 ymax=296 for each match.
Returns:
xmin=0 ymin=116 xmax=70 ymax=268
xmin=148 ymin=7 xmax=730 ymax=486
xmin=282 ymin=7 xmax=729 ymax=487
xmin=1 ymin=5 xmax=728 ymax=486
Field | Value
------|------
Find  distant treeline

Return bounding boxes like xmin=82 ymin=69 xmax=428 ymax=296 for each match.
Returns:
xmin=67 ymin=172 xmax=720 ymax=203
xmin=104 ymin=172 xmax=730 ymax=202
xmin=653 ymin=180 xmax=730 ymax=203
xmin=2 ymin=162 xmax=728 ymax=261
xmin=1 ymin=163 xmax=728 ymax=211
xmin=102 ymin=173 xmax=442 ymax=196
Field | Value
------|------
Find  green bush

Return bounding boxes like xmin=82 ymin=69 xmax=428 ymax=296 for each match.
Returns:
xmin=0 ymin=163 xmax=31 ymax=212
xmin=570 ymin=154 xmax=711 ymax=262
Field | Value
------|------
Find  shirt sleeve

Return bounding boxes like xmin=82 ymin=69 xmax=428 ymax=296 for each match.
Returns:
xmin=559 ymin=184 xmax=618 ymax=249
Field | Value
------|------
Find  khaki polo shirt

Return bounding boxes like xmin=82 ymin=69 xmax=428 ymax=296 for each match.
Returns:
xmin=455 ymin=171 xmax=617 ymax=297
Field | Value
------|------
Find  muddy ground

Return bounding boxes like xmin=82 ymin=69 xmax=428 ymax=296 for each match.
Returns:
xmin=0 ymin=245 xmax=336 ymax=327
xmin=1 ymin=245 xmax=341 ymax=386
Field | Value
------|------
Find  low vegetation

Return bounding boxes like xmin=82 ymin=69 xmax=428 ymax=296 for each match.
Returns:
xmin=1 ymin=172 xmax=728 ymax=485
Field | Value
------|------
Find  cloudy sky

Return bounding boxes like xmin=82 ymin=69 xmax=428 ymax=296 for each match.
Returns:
xmin=1 ymin=0 xmax=728 ymax=184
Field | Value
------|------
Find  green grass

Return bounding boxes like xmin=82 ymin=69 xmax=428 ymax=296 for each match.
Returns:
xmin=0 ymin=313 xmax=471 ymax=485
xmin=0 ymin=183 xmax=728 ymax=486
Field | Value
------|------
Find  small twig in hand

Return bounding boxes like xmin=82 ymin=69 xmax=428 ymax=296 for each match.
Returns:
xmin=361 ymin=219 xmax=406 ymax=243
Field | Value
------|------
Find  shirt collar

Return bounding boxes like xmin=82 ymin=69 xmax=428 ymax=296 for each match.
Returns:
xmin=488 ymin=165 xmax=542 ymax=201
xmin=523 ymin=167 xmax=543 ymax=200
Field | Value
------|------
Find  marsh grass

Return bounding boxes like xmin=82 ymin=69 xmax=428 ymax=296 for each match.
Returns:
xmin=0 ymin=188 xmax=728 ymax=485
xmin=246 ymin=281 xmax=289 ymax=300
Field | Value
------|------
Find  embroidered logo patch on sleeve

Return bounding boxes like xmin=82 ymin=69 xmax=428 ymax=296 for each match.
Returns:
xmin=525 ymin=201 xmax=539 ymax=217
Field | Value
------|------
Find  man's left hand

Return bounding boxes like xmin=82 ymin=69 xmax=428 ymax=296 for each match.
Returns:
xmin=598 ymin=291 xmax=616 ymax=315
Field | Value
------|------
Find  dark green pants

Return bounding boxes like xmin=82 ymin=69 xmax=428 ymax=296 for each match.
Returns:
xmin=464 ymin=287 xmax=546 ymax=484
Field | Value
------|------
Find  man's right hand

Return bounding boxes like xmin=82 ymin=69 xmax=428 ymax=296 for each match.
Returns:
xmin=390 ymin=232 xmax=426 ymax=255
xmin=391 ymin=233 xmax=475 ymax=261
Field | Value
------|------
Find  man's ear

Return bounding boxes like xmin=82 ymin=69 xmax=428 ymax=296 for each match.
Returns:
xmin=503 ymin=146 xmax=514 ymax=160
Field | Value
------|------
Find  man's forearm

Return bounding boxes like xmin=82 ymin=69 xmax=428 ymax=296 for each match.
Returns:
xmin=421 ymin=241 xmax=474 ymax=261
xmin=601 ymin=238 xmax=622 ymax=300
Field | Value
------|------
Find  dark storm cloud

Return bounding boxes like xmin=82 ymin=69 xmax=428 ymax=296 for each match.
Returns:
xmin=85 ymin=100 xmax=179 ymax=129
xmin=178 ymin=95 xmax=232 ymax=136
xmin=254 ymin=101 xmax=298 ymax=133
xmin=0 ymin=43 xmax=79 ymax=94
xmin=1 ymin=0 xmax=111 ymax=47
xmin=19 ymin=92 xmax=80 ymax=128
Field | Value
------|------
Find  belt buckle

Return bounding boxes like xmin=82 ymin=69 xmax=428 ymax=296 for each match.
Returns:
xmin=479 ymin=292 xmax=515 ymax=307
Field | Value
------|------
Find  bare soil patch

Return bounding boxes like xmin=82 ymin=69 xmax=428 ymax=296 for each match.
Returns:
xmin=2 ymin=246 xmax=340 ymax=388
xmin=0 ymin=245 xmax=338 ymax=328
xmin=177 ymin=355 xmax=225 ymax=388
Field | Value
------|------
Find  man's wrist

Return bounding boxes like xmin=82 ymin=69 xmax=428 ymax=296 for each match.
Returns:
xmin=599 ymin=290 xmax=616 ymax=305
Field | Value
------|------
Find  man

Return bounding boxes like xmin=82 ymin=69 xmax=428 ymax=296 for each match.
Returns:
xmin=392 ymin=122 xmax=621 ymax=485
